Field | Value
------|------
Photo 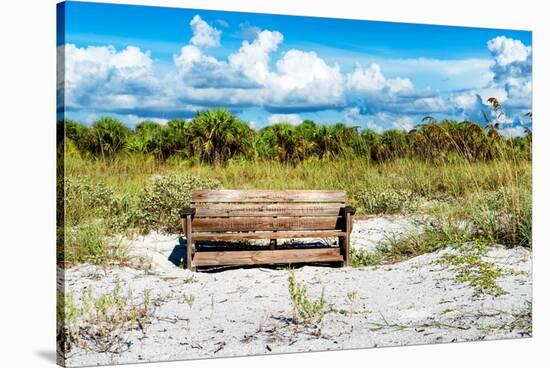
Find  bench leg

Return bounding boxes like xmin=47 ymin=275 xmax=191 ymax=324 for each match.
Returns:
xmin=270 ymin=238 xmax=277 ymax=250
xmin=185 ymin=215 xmax=196 ymax=271
xmin=338 ymin=236 xmax=347 ymax=267
xmin=343 ymin=212 xmax=352 ymax=266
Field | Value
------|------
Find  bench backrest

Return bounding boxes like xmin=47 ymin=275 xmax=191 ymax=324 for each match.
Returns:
xmin=191 ymin=190 xmax=346 ymax=232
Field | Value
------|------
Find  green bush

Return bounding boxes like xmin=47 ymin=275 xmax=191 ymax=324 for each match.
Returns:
xmin=356 ymin=188 xmax=419 ymax=214
xmin=472 ymin=187 xmax=532 ymax=248
xmin=63 ymin=223 xmax=130 ymax=267
xmin=64 ymin=176 xmax=117 ymax=225
xmin=138 ymin=174 xmax=220 ymax=232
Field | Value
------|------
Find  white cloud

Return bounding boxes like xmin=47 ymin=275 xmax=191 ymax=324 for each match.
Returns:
xmin=346 ymin=63 xmax=413 ymax=94
xmin=267 ymin=113 xmax=302 ymax=125
xmin=487 ymin=36 xmax=531 ymax=66
xmin=63 ymin=43 xmax=156 ymax=110
xmin=229 ymin=30 xmax=283 ymax=84
xmin=391 ymin=115 xmax=415 ymax=131
xmin=499 ymin=126 xmax=526 ymax=138
xmin=189 ymin=15 xmax=221 ymax=48
xmin=486 ymin=36 xmax=532 ymax=110
xmin=342 ymin=109 xmax=412 ymax=133
xmin=266 ymin=49 xmax=345 ymax=109
xmin=381 ymin=58 xmax=494 ymax=91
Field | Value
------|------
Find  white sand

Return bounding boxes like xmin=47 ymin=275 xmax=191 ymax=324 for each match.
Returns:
xmin=62 ymin=216 xmax=532 ymax=367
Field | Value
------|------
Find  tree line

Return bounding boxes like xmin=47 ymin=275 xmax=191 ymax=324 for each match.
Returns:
xmin=60 ymin=107 xmax=531 ymax=164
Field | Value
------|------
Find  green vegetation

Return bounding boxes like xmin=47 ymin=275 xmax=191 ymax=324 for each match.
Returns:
xmin=64 ymin=223 xmax=130 ymax=267
xmin=60 ymin=108 xmax=531 ymax=165
xmin=57 ymin=278 xmax=153 ymax=355
xmin=288 ymin=270 xmax=326 ymax=324
xmin=58 ymin=102 xmax=532 ymax=271
xmin=441 ymin=242 xmax=506 ymax=297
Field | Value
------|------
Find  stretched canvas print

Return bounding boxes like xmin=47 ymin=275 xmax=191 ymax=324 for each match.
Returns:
xmin=56 ymin=1 xmax=533 ymax=366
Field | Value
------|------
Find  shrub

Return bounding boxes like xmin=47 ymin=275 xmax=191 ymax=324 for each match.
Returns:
xmin=64 ymin=176 xmax=117 ymax=225
xmin=471 ymin=187 xmax=532 ymax=248
xmin=138 ymin=174 xmax=220 ymax=232
xmin=63 ymin=223 xmax=130 ymax=267
xmin=356 ymin=188 xmax=419 ymax=214
xmin=288 ymin=270 xmax=326 ymax=324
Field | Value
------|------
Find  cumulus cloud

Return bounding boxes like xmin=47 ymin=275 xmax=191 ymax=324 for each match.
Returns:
xmin=62 ymin=43 xmax=157 ymax=111
xmin=487 ymin=36 xmax=532 ymax=109
xmin=265 ymin=49 xmax=345 ymax=111
xmin=346 ymin=63 xmax=413 ymax=95
xmin=228 ymin=30 xmax=283 ymax=84
xmin=173 ymin=45 xmax=258 ymax=89
xmin=267 ymin=113 xmax=302 ymax=125
xmin=189 ymin=15 xmax=221 ymax=48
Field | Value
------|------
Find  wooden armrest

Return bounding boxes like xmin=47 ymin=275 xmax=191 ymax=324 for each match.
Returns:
xmin=180 ymin=207 xmax=196 ymax=217
xmin=344 ymin=205 xmax=356 ymax=215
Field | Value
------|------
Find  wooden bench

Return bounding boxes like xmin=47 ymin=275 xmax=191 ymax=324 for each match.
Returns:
xmin=180 ymin=190 xmax=355 ymax=271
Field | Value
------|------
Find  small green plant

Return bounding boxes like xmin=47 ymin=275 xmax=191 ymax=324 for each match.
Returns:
xmin=183 ymin=293 xmax=196 ymax=310
xmin=288 ymin=270 xmax=326 ymax=324
xmin=350 ymin=247 xmax=383 ymax=266
xmin=441 ymin=242 xmax=506 ymax=297
xmin=345 ymin=291 xmax=358 ymax=315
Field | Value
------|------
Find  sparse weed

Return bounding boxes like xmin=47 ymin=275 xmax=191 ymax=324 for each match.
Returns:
xmin=183 ymin=293 xmax=196 ymax=310
xmin=345 ymin=291 xmax=358 ymax=315
xmin=440 ymin=242 xmax=506 ymax=297
xmin=57 ymin=278 xmax=154 ymax=356
xmin=288 ymin=271 xmax=326 ymax=324
xmin=63 ymin=223 xmax=131 ymax=267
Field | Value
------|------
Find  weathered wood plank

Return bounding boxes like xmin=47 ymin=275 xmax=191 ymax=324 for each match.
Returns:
xmin=192 ymin=216 xmax=342 ymax=232
xmin=194 ymin=203 xmax=344 ymax=217
xmin=193 ymin=248 xmax=343 ymax=266
xmin=192 ymin=230 xmax=346 ymax=241
xmin=192 ymin=189 xmax=345 ymax=203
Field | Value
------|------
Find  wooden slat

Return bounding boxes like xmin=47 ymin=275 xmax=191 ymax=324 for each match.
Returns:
xmin=194 ymin=203 xmax=344 ymax=217
xmin=193 ymin=248 xmax=343 ymax=266
xmin=192 ymin=230 xmax=346 ymax=241
xmin=192 ymin=216 xmax=342 ymax=232
xmin=192 ymin=189 xmax=345 ymax=203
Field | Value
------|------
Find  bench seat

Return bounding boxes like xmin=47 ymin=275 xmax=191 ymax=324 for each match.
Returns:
xmin=193 ymin=248 xmax=343 ymax=267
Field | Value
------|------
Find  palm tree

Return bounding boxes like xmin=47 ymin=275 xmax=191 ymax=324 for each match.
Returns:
xmin=164 ymin=119 xmax=191 ymax=158
xmin=86 ymin=117 xmax=130 ymax=159
xmin=258 ymin=123 xmax=297 ymax=162
xmin=128 ymin=121 xmax=165 ymax=158
xmin=189 ymin=109 xmax=253 ymax=164
xmin=64 ymin=119 xmax=88 ymax=152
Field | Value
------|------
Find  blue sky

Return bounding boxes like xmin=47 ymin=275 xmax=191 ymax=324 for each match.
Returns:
xmin=58 ymin=1 xmax=532 ymax=135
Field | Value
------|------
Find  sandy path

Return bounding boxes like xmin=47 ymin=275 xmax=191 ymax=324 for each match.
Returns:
xmin=62 ymin=216 xmax=532 ymax=367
